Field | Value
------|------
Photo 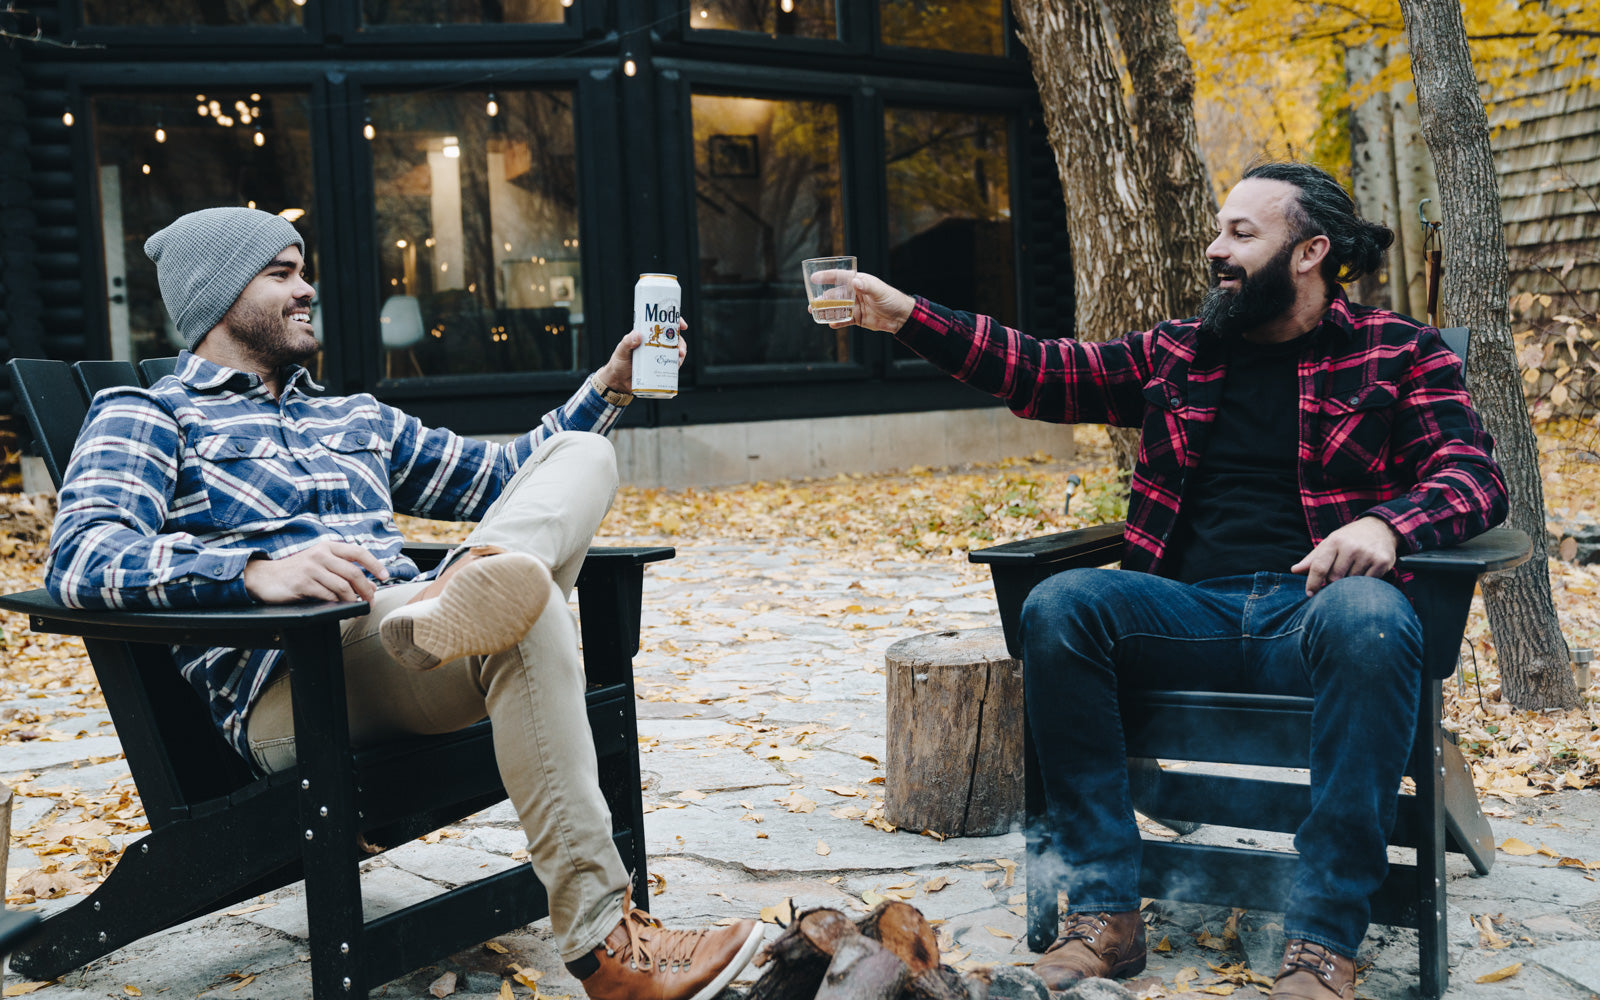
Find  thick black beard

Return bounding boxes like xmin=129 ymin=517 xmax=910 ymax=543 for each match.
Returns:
xmin=1198 ymin=240 xmax=1298 ymax=340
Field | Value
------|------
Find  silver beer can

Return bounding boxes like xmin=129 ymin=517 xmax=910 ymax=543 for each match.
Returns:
xmin=631 ymin=273 xmax=681 ymax=399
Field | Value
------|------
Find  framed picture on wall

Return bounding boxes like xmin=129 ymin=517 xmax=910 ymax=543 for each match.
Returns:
xmin=549 ymin=275 xmax=576 ymax=303
xmin=708 ymin=134 xmax=759 ymax=178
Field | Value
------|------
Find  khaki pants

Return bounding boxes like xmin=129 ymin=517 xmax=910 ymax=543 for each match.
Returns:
xmin=244 ymin=431 xmax=630 ymax=961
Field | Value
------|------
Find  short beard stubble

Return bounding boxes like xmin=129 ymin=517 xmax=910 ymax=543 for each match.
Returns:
xmin=223 ymin=294 xmax=319 ymax=371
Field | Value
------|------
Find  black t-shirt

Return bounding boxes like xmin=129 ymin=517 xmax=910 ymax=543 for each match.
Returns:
xmin=1166 ymin=334 xmax=1314 ymax=583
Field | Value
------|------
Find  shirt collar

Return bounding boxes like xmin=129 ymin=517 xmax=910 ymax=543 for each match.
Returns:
xmin=176 ymin=351 xmax=324 ymax=396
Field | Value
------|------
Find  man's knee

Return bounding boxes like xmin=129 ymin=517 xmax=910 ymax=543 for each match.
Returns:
xmin=541 ymin=431 xmax=618 ymax=490
xmin=1304 ymin=576 xmax=1421 ymax=671
xmin=1020 ymin=568 xmax=1123 ymax=658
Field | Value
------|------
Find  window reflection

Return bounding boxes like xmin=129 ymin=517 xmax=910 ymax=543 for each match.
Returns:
xmin=688 ymin=0 xmax=836 ymax=39
xmin=885 ymin=107 xmax=1014 ymax=358
xmin=91 ymin=93 xmax=316 ymax=364
xmin=369 ymin=90 xmax=582 ymax=380
xmin=693 ymin=95 xmax=847 ymax=368
xmin=879 ymin=0 xmax=1005 ymax=56
xmin=361 ymin=0 xmax=567 ymax=26
xmin=82 ymin=0 xmax=304 ymax=27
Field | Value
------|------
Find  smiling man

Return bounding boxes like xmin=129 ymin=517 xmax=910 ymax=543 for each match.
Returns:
xmin=838 ymin=163 xmax=1508 ymax=1000
xmin=46 ymin=207 xmax=761 ymax=1000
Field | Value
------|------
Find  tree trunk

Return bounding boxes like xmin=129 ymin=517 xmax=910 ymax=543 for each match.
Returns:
xmin=1102 ymin=0 xmax=1217 ymax=321
xmin=1347 ymin=41 xmax=1396 ymax=309
xmin=1010 ymin=0 xmax=1171 ymax=474
xmin=1388 ymin=67 xmax=1440 ymax=322
xmin=1396 ymin=0 xmax=1578 ymax=708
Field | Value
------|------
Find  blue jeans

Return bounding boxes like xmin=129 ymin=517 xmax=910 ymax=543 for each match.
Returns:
xmin=1019 ymin=569 xmax=1422 ymax=957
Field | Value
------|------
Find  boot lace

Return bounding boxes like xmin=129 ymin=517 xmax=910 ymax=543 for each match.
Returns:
xmin=1054 ymin=912 xmax=1114 ymax=949
xmin=1278 ymin=940 xmax=1340 ymax=984
xmin=609 ymin=887 xmax=711 ymax=976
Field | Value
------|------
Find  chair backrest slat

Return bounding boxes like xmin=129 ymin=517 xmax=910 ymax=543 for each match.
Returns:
xmin=73 ymin=360 xmax=144 ymax=402
xmin=138 ymin=357 xmax=179 ymax=385
xmin=6 ymin=359 xmax=89 ymax=491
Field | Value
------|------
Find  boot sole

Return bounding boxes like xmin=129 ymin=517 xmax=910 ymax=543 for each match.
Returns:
xmin=687 ymin=922 xmax=765 ymax=1000
xmin=380 ymin=553 xmax=552 ymax=670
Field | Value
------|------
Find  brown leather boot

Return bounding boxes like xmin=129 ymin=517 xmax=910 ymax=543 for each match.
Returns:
xmin=380 ymin=545 xmax=551 ymax=670
xmin=1033 ymin=910 xmax=1146 ymax=989
xmin=1269 ymin=939 xmax=1355 ymax=999
xmin=571 ymin=891 xmax=764 ymax=1000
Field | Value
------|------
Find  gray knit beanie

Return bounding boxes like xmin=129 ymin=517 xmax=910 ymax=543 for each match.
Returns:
xmin=144 ymin=207 xmax=305 ymax=350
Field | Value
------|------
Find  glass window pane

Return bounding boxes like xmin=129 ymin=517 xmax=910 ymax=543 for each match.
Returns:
xmin=369 ymin=89 xmax=582 ymax=380
xmin=693 ymin=94 xmax=847 ymax=368
xmin=689 ymin=1 xmax=836 ymax=39
xmin=879 ymin=0 xmax=1004 ymax=56
xmin=884 ymin=107 xmax=1014 ymax=359
xmin=81 ymin=0 xmax=304 ymax=27
xmin=91 ymin=92 xmax=317 ymax=365
xmin=361 ymin=0 xmax=567 ymax=26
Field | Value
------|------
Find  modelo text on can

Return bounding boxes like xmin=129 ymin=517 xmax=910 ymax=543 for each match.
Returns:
xmin=631 ymin=273 xmax=680 ymax=399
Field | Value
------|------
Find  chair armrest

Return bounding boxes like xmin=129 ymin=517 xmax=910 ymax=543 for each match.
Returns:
xmin=574 ymin=546 xmax=675 ymax=687
xmin=0 ymin=588 xmax=367 ymax=649
xmin=1396 ymin=526 xmax=1531 ymax=576
xmin=968 ymin=523 xmax=1127 ymax=659
xmin=967 ymin=522 xmax=1127 ymax=569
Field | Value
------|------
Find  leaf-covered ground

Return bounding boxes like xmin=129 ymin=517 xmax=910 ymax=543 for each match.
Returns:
xmin=3 ymin=421 xmax=1598 ymax=912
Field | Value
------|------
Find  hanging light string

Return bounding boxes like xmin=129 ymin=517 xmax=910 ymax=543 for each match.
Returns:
xmin=58 ymin=4 xmax=678 ymax=135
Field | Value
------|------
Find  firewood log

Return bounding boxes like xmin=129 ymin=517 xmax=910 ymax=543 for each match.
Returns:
xmin=748 ymin=909 xmax=858 ymax=1000
xmin=813 ymin=935 xmax=909 ymax=1000
xmin=855 ymin=900 xmax=941 ymax=976
xmin=905 ymin=964 xmax=974 ymax=1000
xmin=961 ymin=965 xmax=1051 ymax=1000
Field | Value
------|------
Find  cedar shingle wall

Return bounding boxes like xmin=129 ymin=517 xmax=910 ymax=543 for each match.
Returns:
xmin=1490 ymin=66 xmax=1600 ymax=315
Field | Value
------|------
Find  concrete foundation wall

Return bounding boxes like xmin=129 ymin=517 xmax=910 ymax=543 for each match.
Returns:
xmin=611 ymin=408 xmax=1074 ymax=489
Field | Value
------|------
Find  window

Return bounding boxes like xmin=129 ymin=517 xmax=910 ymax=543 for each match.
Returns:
xmin=879 ymin=0 xmax=1005 ymax=57
xmin=80 ymin=0 xmax=305 ymax=27
xmin=361 ymin=0 xmax=568 ymax=26
xmin=688 ymin=0 xmax=836 ymax=39
xmin=884 ymin=106 xmax=1015 ymax=358
xmin=368 ymin=89 xmax=583 ymax=380
xmin=692 ymin=94 xmax=847 ymax=369
xmin=91 ymin=92 xmax=316 ymax=364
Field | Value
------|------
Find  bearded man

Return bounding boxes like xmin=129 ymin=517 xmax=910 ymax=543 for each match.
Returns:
xmin=833 ymin=162 xmax=1507 ymax=1000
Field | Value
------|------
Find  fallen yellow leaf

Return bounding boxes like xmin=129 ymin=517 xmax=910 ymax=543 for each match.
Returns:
xmin=925 ymin=876 xmax=951 ymax=892
xmin=1475 ymin=962 xmax=1523 ymax=983
xmin=1155 ymin=935 xmax=1173 ymax=952
xmin=1499 ymin=837 xmax=1537 ymax=855
xmin=229 ymin=975 xmax=256 ymax=992
xmin=499 ymin=980 xmax=514 ymax=1000
xmin=123 ymin=988 xmax=142 ymax=997
xmin=816 ymin=840 xmax=831 ymax=856
xmin=484 ymin=941 xmax=510 ymax=954
xmin=676 ymin=789 xmax=707 ymax=801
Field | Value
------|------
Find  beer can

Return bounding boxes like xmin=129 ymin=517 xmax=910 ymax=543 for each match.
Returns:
xmin=631 ymin=273 xmax=681 ymax=399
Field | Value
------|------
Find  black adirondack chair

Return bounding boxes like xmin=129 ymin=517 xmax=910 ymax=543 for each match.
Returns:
xmin=1 ymin=357 xmax=671 ymax=998
xmin=968 ymin=327 xmax=1531 ymax=999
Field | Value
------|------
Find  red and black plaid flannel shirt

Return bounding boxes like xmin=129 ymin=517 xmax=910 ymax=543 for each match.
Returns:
xmin=895 ymin=292 xmax=1508 ymax=577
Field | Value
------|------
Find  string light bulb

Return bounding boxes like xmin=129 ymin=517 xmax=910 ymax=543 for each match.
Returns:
xmin=254 ymin=128 xmax=265 ymax=146
xmin=486 ymin=92 xmax=499 ymax=117
xmin=62 ymin=109 xmax=74 ymax=127
xmin=623 ymin=56 xmax=637 ymax=77
xmin=363 ymin=118 xmax=376 ymax=140
xmin=781 ymin=0 xmax=793 ymax=10
xmin=155 ymin=121 xmax=166 ymax=143
xmin=141 ymin=163 xmax=151 ymax=175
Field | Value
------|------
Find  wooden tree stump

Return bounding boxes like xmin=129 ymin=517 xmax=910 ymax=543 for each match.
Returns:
xmin=885 ymin=627 xmax=1024 ymax=837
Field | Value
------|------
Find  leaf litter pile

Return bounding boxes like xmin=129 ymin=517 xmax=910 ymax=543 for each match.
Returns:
xmin=4 ymin=422 xmax=1599 ymax=929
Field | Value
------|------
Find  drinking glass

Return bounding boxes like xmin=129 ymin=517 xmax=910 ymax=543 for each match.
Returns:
xmin=802 ymin=256 xmax=856 ymax=324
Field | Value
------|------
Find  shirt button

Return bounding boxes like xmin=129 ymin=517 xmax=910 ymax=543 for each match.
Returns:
xmin=212 ymin=566 xmax=225 ymax=577
xmin=1347 ymin=395 xmax=1359 ymax=404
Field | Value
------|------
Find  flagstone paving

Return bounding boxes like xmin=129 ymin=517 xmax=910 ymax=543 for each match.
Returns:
xmin=5 ymin=540 xmax=1599 ymax=998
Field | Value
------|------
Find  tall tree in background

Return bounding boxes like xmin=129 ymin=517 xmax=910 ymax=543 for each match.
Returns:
xmin=1396 ymin=0 xmax=1579 ymax=709
xmin=1008 ymin=0 xmax=1214 ymax=472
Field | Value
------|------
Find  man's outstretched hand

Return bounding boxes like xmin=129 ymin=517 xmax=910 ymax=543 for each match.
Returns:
xmin=1291 ymin=517 xmax=1400 ymax=596
xmin=822 ymin=272 xmax=916 ymax=334
xmin=242 ymin=540 xmax=389 ymax=604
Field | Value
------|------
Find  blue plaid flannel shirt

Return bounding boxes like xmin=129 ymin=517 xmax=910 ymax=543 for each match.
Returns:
xmin=46 ymin=351 xmax=625 ymax=757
